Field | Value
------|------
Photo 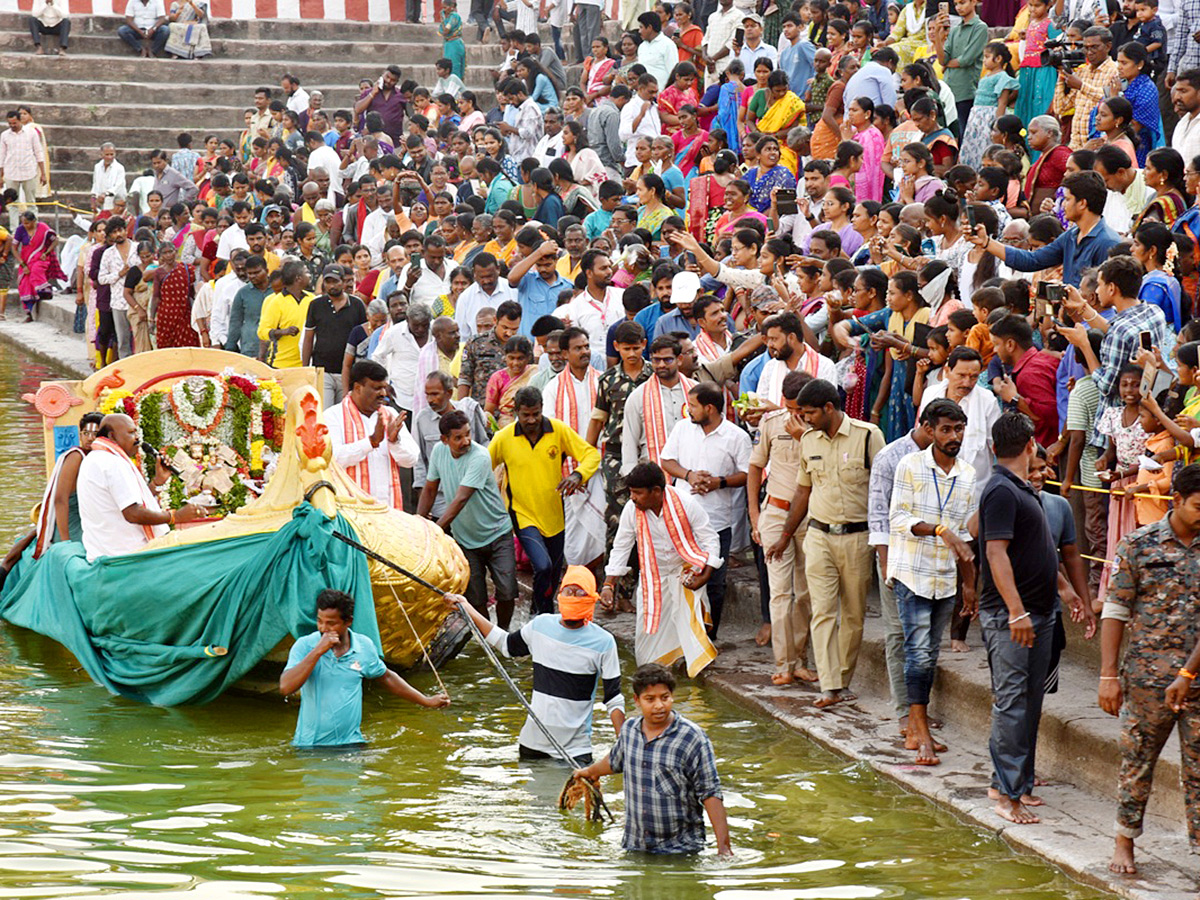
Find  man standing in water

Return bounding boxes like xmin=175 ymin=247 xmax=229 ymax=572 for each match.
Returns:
xmin=445 ymin=566 xmax=624 ymax=764
xmin=573 ymin=663 xmax=732 ymax=856
xmin=280 ymin=589 xmax=449 ymax=748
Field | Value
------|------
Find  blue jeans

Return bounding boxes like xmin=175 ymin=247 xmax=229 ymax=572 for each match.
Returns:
xmin=516 ymin=526 xmax=564 ymax=616
xmin=980 ymin=607 xmax=1055 ymax=801
xmin=894 ymin=581 xmax=955 ymax=707
xmin=118 ymin=23 xmax=168 ymax=54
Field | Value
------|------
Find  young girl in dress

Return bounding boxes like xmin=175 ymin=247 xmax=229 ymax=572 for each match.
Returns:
xmin=1015 ymin=0 xmax=1060 ymax=127
xmin=961 ymin=43 xmax=1020 ymax=169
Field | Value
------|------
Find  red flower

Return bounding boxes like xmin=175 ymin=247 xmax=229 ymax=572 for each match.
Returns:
xmin=228 ymin=376 xmax=256 ymax=397
xmin=262 ymin=410 xmax=275 ymax=441
xmin=122 ymin=397 xmax=137 ymax=418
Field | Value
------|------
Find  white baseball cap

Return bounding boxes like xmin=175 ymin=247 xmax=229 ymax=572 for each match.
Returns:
xmin=672 ymin=271 xmax=701 ymax=307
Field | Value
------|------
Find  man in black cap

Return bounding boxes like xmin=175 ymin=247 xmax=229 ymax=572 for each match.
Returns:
xmin=302 ymin=264 xmax=368 ymax=408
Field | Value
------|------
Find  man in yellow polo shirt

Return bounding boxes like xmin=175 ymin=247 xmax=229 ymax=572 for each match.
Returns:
xmin=257 ymin=259 xmax=314 ymax=368
xmin=490 ymin=385 xmax=601 ymax=616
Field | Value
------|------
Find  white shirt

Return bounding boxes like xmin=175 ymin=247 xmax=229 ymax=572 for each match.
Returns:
xmin=618 ymin=96 xmax=662 ymax=167
xmin=754 ymin=353 xmax=837 ymax=406
xmin=542 ymin=366 xmax=600 ymax=435
xmin=286 ymin=87 xmax=311 ymax=116
xmin=704 ymin=6 xmax=743 ymax=77
xmin=323 ymin=400 xmax=420 ymax=508
xmin=215 ymin=223 xmax=248 ymax=262
xmin=1176 ymin=111 xmax=1200 ymax=176
xmin=361 ymin=207 xmax=396 ymax=267
xmin=124 ymin=0 xmax=165 ymax=30
xmin=535 ymin=131 xmax=566 ymax=166
xmin=306 ymin=144 xmax=343 ymax=199
xmin=660 ymin=418 xmax=753 ymax=532
xmin=918 ymin=381 xmax=1000 ymax=498
xmin=620 ymin=377 xmax=691 ymax=475
xmin=32 ymin=0 xmax=68 ymax=26
xmin=454 ymin=280 xmax=517 ymax=339
xmin=400 ymin=261 xmax=454 ymax=310
xmin=637 ymin=32 xmax=677 ymax=87
xmin=99 ymin=241 xmax=138 ymax=311
xmin=127 ymin=173 xmax=156 ymax=215
xmin=209 ymin=270 xmax=244 ymax=347
xmin=372 ymin=320 xmax=425 ymax=408
xmin=510 ymin=97 xmax=544 ymax=162
xmin=77 ymin=450 xmax=168 ymax=562
xmin=560 ymin=286 xmax=624 ymax=353
xmin=91 ymin=159 xmax=126 ymax=209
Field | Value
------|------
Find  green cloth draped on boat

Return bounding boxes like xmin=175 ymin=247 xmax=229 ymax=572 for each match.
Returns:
xmin=0 ymin=504 xmax=379 ymax=707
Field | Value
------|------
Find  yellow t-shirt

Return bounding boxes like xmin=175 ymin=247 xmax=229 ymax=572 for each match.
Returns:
xmin=257 ymin=290 xmax=314 ymax=368
xmin=488 ymin=417 xmax=600 ymax=536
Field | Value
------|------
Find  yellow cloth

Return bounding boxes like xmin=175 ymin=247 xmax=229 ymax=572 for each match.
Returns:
xmin=298 ymin=204 xmax=316 ymax=225
xmin=886 ymin=307 xmax=932 ymax=359
xmin=484 ymin=238 xmax=518 ymax=265
xmin=488 ymin=417 xmax=601 ymax=536
xmin=556 ymin=254 xmax=581 ymax=282
xmin=256 ymin=290 xmax=314 ymax=368
xmin=758 ymin=91 xmax=805 ymax=135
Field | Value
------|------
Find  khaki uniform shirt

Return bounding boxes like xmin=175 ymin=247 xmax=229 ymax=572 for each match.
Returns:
xmin=749 ymin=410 xmax=806 ymax=502
xmin=795 ymin=414 xmax=884 ymax=525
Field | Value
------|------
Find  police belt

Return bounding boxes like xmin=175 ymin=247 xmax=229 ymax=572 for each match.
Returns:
xmin=809 ymin=520 xmax=868 ymax=535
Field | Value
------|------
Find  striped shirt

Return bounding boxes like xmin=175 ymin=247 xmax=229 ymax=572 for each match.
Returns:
xmin=608 ymin=712 xmax=722 ymax=853
xmin=887 ymin=446 xmax=978 ymax=600
xmin=487 ymin=614 xmax=622 ymax=757
xmin=0 ymin=127 xmax=44 ymax=182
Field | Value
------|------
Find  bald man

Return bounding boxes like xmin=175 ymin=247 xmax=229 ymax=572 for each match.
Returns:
xmin=75 ymin=414 xmax=202 ymax=561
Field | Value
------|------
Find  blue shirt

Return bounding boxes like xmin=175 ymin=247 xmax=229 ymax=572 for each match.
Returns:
xmin=635 ymin=301 xmax=671 ymax=351
xmin=739 ymin=350 xmax=767 ymax=396
xmin=516 ymin=270 xmax=574 ymax=336
xmin=426 ymin=441 xmax=513 ymax=548
xmin=287 ymin=629 xmax=388 ymax=748
xmin=1002 ymin=219 xmax=1121 ymax=287
xmin=779 ymin=38 xmax=817 ymax=102
xmin=843 ymin=60 xmax=897 ymax=110
xmin=584 ymin=208 xmax=613 ymax=241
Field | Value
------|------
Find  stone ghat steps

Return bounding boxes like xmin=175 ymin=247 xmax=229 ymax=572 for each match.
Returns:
xmin=720 ymin=565 xmax=1185 ymax=821
xmin=0 ymin=30 xmax=505 ymax=65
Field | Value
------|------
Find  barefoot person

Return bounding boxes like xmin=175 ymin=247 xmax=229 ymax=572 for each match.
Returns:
xmin=767 ymin=378 xmax=884 ymax=709
xmin=1101 ymin=463 xmax=1200 ymax=876
xmin=888 ymin=399 xmax=977 ymax=766
xmin=572 ymin=663 xmax=732 ymax=857
xmin=748 ymin=370 xmax=817 ymax=686
xmin=280 ymin=589 xmax=450 ymax=749
xmin=978 ymin=412 xmax=1060 ymax=825
xmin=445 ymin=565 xmax=624 ymax=765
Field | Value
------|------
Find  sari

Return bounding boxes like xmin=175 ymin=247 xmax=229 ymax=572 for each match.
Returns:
xmin=687 ymin=174 xmax=728 ymax=241
xmin=1134 ymin=189 xmax=1188 ymax=230
xmin=165 ymin=0 xmax=212 ymax=59
xmin=811 ymin=80 xmax=847 ymax=160
xmin=1023 ymin=142 xmax=1071 ymax=203
xmin=569 ymin=149 xmax=608 ymax=190
xmin=584 ymin=56 xmax=616 ymax=96
xmin=853 ymin=125 xmax=886 ymax=202
xmin=14 ymin=221 xmax=65 ymax=311
xmin=716 ymin=81 xmax=743 ymax=157
xmin=659 ymin=83 xmax=701 ymax=136
xmin=672 ymin=128 xmax=710 ymax=177
xmin=439 ymin=12 xmax=466 ymax=78
xmin=487 ymin=365 xmax=536 ymax=428
xmin=757 ymin=90 xmax=805 ymax=137
xmin=637 ymin=203 xmax=672 ymax=239
xmin=154 ymin=262 xmax=199 ymax=348
xmin=1123 ymin=74 xmax=1165 ymax=167
xmin=888 ymin=0 xmax=932 ymax=67
xmin=745 ymin=164 xmax=797 ymax=212
xmin=921 ymin=127 xmax=959 ymax=168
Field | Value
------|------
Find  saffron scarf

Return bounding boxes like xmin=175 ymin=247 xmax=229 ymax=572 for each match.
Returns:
xmin=760 ymin=351 xmax=821 ymax=406
xmin=643 ymin=373 xmax=694 ymax=465
xmin=89 ymin=437 xmax=160 ymax=541
xmin=553 ymin=366 xmax=599 ymax=474
xmin=342 ymin=401 xmax=403 ymax=510
xmin=695 ymin=330 xmax=736 ymax=420
xmin=636 ymin=486 xmax=709 ymax=634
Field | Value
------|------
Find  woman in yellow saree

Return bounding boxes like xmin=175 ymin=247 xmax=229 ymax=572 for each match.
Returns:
xmin=757 ymin=72 xmax=806 ymax=172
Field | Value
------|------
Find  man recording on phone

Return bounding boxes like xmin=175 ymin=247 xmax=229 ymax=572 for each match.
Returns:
xmin=353 ymin=65 xmax=405 ymax=144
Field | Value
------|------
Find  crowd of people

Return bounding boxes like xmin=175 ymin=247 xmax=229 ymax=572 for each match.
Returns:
xmin=4 ymin=0 xmax=1200 ymax=876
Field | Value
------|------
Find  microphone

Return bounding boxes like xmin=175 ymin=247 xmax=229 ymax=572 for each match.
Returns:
xmin=141 ymin=441 xmax=181 ymax=476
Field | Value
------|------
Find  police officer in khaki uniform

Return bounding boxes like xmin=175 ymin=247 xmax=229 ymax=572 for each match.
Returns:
xmin=768 ymin=378 xmax=884 ymax=709
xmin=749 ymin=370 xmax=816 ymax=686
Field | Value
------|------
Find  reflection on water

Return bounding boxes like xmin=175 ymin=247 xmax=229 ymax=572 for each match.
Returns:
xmin=0 ymin=348 xmax=1110 ymax=899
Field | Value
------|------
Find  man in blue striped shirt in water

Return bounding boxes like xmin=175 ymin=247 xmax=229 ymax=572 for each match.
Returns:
xmin=574 ymin=663 xmax=733 ymax=856
xmin=445 ymin=566 xmax=624 ymax=764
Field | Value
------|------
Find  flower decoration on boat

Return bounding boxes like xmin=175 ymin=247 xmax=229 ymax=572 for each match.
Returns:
xmin=169 ymin=376 xmax=229 ymax=434
xmin=98 ymin=388 xmax=133 ymax=415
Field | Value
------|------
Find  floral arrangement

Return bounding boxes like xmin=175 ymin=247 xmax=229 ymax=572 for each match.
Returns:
xmin=97 ymin=369 xmax=286 ymax=516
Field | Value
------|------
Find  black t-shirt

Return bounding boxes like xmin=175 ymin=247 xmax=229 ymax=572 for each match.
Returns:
xmin=979 ymin=464 xmax=1060 ymax=615
xmin=304 ymin=294 xmax=367 ymax=371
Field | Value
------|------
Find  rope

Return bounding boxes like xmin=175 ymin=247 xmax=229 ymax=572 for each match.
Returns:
xmin=386 ymin=581 xmax=449 ymax=699
xmin=1044 ymin=479 xmax=1171 ymax=502
xmin=21 ymin=199 xmax=94 ymax=215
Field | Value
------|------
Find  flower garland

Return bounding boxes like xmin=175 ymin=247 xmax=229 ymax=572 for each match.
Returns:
xmin=99 ymin=388 xmax=133 ymax=415
xmin=168 ymin=376 xmax=229 ymax=435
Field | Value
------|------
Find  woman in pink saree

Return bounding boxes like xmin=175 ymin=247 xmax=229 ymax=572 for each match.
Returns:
xmin=841 ymin=96 xmax=887 ymax=203
xmin=672 ymin=105 xmax=711 ymax=179
xmin=13 ymin=211 xmax=64 ymax=320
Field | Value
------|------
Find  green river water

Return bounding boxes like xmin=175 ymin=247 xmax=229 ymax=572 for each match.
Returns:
xmin=0 ymin=347 xmax=1111 ymax=899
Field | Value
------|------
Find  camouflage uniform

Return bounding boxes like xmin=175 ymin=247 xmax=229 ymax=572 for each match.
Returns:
xmin=593 ymin=361 xmax=652 ymax=597
xmin=1106 ymin=516 xmax=1200 ymax=849
xmin=458 ymin=330 xmax=505 ymax=406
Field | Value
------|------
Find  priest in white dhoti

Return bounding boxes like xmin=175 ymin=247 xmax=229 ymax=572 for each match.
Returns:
xmin=324 ymin=359 xmax=419 ymax=511
xmin=601 ymin=461 xmax=721 ymax=677
xmin=543 ymin=325 xmax=606 ymax=566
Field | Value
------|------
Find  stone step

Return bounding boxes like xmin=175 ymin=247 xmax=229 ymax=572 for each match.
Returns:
xmin=1 ymin=71 xmax=495 ymax=107
xmin=0 ymin=34 xmax=504 ymax=65
xmin=719 ymin=562 xmax=1184 ymax=820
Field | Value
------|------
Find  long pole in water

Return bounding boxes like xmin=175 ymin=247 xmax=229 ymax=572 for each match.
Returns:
xmin=330 ymin=529 xmax=612 ymax=819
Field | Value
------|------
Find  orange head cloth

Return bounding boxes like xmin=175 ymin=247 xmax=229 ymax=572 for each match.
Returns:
xmin=558 ymin=565 xmax=599 ymax=624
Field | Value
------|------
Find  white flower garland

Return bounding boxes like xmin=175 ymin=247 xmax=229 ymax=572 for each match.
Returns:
xmin=169 ymin=375 xmax=229 ymax=434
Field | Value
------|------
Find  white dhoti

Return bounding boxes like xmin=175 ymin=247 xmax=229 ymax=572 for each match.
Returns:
xmin=606 ymin=488 xmax=722 ymax=677
xmin=564 ymin=469 xmax=607 ymax=565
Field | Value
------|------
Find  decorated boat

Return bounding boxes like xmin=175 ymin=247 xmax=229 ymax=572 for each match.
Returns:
xmin=1 ymin=349 xmax=469 ymax=705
